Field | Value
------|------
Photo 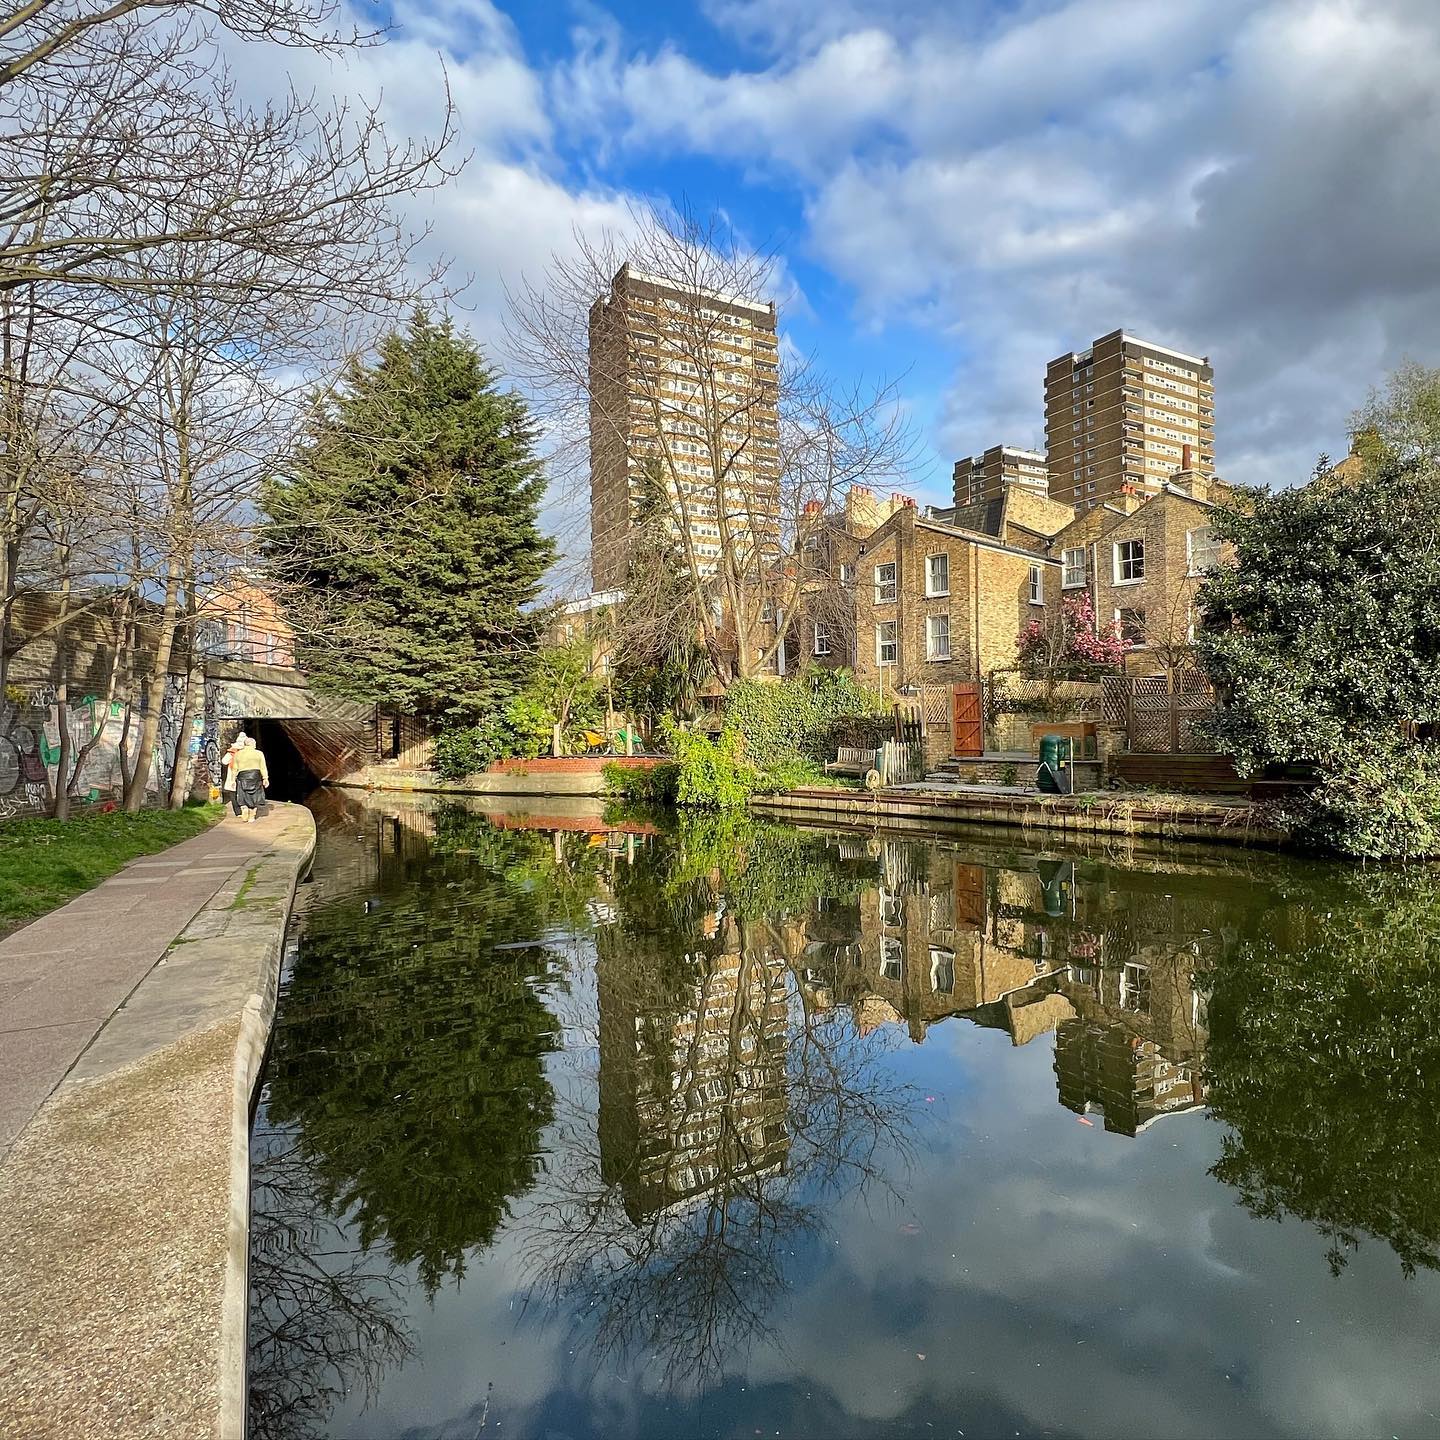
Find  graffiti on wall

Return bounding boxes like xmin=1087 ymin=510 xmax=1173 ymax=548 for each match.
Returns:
xmin=0 ymin=686 xmax=165 ymax=820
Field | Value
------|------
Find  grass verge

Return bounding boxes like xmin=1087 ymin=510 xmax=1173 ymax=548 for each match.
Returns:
xmin=0 ymin=803 xmax=223 ymax=933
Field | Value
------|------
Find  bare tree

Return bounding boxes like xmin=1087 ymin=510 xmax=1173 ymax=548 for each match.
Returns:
xmin=508 ymin=205 xmax=913 ymax=684
xmin=1 ymin=0 xmax=456 ymax=295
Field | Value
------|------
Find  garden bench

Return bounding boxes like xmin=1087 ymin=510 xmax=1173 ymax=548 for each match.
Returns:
xmin=826 ymin=745 xmax=878 ymax=777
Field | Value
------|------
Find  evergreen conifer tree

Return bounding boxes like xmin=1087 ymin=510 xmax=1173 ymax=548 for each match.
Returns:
xmin=263 ymin=311 xmax=554 ymax=723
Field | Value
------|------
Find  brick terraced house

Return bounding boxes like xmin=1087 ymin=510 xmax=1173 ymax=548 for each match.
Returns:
xmin=843 ymin=501 xmax=1061 ymax=694
xmin=1041 ymin=470 xmax=1231 ymax=674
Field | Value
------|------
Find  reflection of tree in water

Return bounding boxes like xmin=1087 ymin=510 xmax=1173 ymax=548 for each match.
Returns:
xmin=261 ymin=820 xmax=565 ymax=1296
xmin=1203 ymin=866 xmax=1440 ymax=1276
xmin=247 ymin=1125 xmax=415 ymax=1440
xmin=511 ymin=820 xmax=920 ymax=1391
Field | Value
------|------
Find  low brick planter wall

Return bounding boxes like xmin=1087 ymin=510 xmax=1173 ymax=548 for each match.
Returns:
xmin=337 ymin=754 xmax=667 ymax=798
xmin=488 ymin=756 xmax=665 ymax=774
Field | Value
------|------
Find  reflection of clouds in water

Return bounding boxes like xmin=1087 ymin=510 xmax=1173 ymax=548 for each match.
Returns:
xmin=736 ymin=1037 xmax=1440 ymax=1439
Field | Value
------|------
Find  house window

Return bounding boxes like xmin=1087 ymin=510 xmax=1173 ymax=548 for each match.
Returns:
xmin=839 ymin=562 xmax=855 ymax=586
xmin=881 ymin=937 xmax=904 ymax=981
xmin=1028 ymin=564 xmax=1044 ymax=605
xmin=1187 ymin=525 xmax=1220 ymax=574
xmin=1115 ymin=607 xmax=1147 ymax=645
xmin=813 ymin=620 xmax=831 ymax=656
xmin=880 ymin=889 xmax=903 ymax=927
xmin=759 ymin=600 xmax=775 ymax=623
xmin=874 ymin=562 xmax=897 ymax=603
xmin=925 ymin=553 xmax=949 ymax=596
xmin=1113 ymin=538 xmax=1146 ymax=583
xmin=875 ymin=881 xmax=898 ymax=927
xmin=926 ymin=614 xmax=951 ymax=661
xmin=929 ymin=947 xmax=955 ymax=995
xmin=1061 ymin=547 xmax=1087 ymax=589
xmin=875 ymin=620 xmax=897 ymax=666
xmin=1121 ymin=962 xmax=1152 ymax=1014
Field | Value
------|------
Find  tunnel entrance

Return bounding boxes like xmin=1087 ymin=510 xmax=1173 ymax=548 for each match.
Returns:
xmin=250 ymin=719 xmax=321 ymax=803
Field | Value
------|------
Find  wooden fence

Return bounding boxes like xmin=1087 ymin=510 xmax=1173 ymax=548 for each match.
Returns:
xmin=1101 ymin=672 xmax=1217 ymax=753
xmin=877 ymin=740 xmax=925 ymax=785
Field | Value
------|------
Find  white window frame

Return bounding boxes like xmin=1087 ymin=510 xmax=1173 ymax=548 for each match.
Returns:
xmin=925 ymin=553 xmax=949 ymax=597
xmin=1186 ymin=525 xmax=1220 ymax=575
xmin=812 ymin=620 xmax=831 ymax=657
xmin=1113 ymin=538 xmax=1146 ymax=584
xmin=838 ymin=562 xmax=855 ymax=587
xmin=1061 ymin=548 xmax=1087 ymax=589
xmin=929 ymin=946 xmax=956 ymax=995
xmin=1028 ymin=564 xmax=1044 ymax=606
xmin=874 ymin=562 xmax=897 ymax=604
xmin=1121 ymin=962 xmax=1151 ymax=1014
xmin=881 ymin=936 xmax=903 ymax=981
xmin=926 ymin=613 xmax=951 ymax=661
xmin=875 ymin=620 xmax=897 ymax=666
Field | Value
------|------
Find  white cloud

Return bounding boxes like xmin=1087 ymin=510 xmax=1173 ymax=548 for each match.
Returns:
xmin=553 ymin=0 xmax=1440 ymax=490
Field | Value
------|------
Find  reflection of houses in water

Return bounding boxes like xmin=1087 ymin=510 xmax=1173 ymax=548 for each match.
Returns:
xmin=805 ymin=837 xmax=1215 ymax=1138
xmin=597 ymin=917 xmax=790 ymax=1222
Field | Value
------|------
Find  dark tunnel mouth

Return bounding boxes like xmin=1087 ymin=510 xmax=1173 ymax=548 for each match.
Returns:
xmin=248 ymin=718 xmax=322 ymax=803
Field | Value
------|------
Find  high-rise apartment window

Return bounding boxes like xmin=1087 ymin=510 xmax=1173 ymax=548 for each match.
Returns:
xmin=925 ymin=553 xmax=949 ymax=596
xmin=1115 ymin=607 xmax=1147 ymax=645
xmin=874 ymin=562 xmax=897 ymax=603
xmin=1028 ymin=564 xmax=1044 ymax=605
xmin=1187 ymin=526 xmax=1221 ymax=574
xmin=1062 ymin=547 xmax=1087 ymax=588
xmin=926 ymin=614 xmax=951 ymax=660
xmin=1113 ymin=538 xmax=1145 ymax=583
xmin=875 ymin=621 xmax=897 ymax=665
xmin=812 ymin=621 xmax=831 ymax=656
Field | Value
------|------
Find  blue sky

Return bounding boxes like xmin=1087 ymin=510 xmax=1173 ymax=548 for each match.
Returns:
xmin=237 ymin=0 xmax=1440 ymax=567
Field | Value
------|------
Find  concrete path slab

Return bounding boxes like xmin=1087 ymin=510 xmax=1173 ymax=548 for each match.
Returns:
xmin=0 ymin=808 xmax=291 ymax=1160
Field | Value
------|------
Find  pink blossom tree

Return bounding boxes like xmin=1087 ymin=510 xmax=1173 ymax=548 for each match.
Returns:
xmin=1016 ymin=592 xmax=1130 ymax=681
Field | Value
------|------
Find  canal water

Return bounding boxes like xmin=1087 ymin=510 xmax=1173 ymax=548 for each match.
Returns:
xmin=248 ymin=791 xmax=1440 ymax=1440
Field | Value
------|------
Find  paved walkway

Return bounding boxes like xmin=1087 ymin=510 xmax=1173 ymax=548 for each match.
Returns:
xmin=0 ymin=806 xmax=292 ymax=1160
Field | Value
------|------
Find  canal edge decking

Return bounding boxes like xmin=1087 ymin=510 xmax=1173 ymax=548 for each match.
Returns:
xmin=751 ymin=786 xmax=1288 ymax=848
xmin=0 ymin=803 xmax=315 ymax=1440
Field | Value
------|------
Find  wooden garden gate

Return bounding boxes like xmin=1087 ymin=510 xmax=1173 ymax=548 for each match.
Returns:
xmin=951 ymin=682 xmax=983 ymax=757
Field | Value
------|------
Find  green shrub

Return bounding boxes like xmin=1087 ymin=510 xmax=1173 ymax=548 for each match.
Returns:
xmin=1283 ymin=739 xmax=1440 ymax=859
xmin=432 ymin=716 xmax=512 ymax=779
xmin=602 ymin=761 xmax=679 ymax=804
xmin=666 ymin=723 xmax=758 ymax=808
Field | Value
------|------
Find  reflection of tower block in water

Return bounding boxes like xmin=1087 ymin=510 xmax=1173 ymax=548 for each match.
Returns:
xmin=598 ymin=933 xmax=790 ymax=1222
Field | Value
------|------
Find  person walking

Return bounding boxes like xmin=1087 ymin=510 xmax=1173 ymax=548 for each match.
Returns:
xmin=231 ymin=734 xmax=270 ymax=823
xmin=221 ymin=730 xmax=252 ymax=817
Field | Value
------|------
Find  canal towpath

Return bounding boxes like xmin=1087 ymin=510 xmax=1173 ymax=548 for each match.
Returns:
xmin=0 ymin=805 xmax=292 ymax=1158
xmin=0 ymin=801 xmax=315 ymax=1440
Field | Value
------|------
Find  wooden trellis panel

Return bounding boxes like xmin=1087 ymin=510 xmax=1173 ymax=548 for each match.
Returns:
xmin=1120 ymin=672 xmax=1217 ymax=753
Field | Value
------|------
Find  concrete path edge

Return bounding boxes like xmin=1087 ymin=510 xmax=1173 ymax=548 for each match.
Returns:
xmin=217 ymin=809 xmax=316 ymax=1440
